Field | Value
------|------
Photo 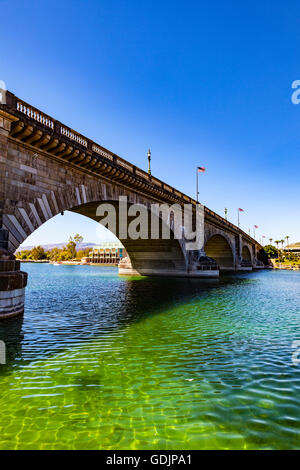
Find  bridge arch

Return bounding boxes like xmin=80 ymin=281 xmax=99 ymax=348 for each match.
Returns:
xmin=72 ymin=199 xmax=188 ymax=276
xmin=204 ymin=234 xmax=234 ymax=271
xmin=242 ymin=245 xmax=252 ymax=262
xmin=5 ymin=181 xmax=188 ymax=277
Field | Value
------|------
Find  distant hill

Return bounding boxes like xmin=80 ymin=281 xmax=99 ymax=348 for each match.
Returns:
xmin=17 ymin=242 xmax=98 ymax=252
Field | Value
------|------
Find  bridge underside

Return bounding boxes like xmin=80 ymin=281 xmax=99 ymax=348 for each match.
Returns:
xmin=204 ymin=234 xmax=234 ymax=271
xmin=71 ymin=202 xmax=218 ymax=278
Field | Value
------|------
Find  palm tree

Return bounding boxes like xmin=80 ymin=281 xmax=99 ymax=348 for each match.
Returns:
xmin=285 ymin=236 xmax=290 ymax=258
xmin=281 ymin=239 xmax=285 ymax=251
xmin=269 ymin=238 xmax=273 ymax=245
xmin=275 ymin=240 xmax=280 ymax=256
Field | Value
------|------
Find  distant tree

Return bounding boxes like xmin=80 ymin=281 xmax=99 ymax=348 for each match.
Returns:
xmin=47 ymin=247 xmax=59 ymax=261
xmin=16 ymin=249 xmax=32 ymax=260
xmin=274 ymin=240 xmax=280 ymax=252
xmin=65 ymin=240 xmax=76 ymax=259
xmin=285 ymin=236 xmax=290 ymax=254
xmin=74 ymin=234 xmax=83 ymax=245
xmin=57 ymin=250 xmax=73 ymax=261
xmin=264 ymin=244 xmax=278 ymax=259
xmin=287 ymin=252 xmax=297 ymax=262
xmin=31 ymin=246 xmax=47 ymax=260
xmin=76 ymin=248 xmax=90 ymax=260
xmin=66 ymin=234 xmax=84 ymax=259
xmin=16 ymin=234 xmax=85 ymax=262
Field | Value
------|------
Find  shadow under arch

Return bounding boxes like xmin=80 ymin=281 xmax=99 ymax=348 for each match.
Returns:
xmin=204 ymin=234 xmax=234 ymax=271
xmin=11 ymin=192 xmax=189 ymax=277
xmin=70 ymin=199 xmax=187 ymax=276
xmin=242 ymin=245 xmax=252 ymax=261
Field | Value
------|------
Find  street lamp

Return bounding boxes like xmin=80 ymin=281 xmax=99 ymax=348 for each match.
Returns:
xmin=147 ymin=149 xmax=151 ymax=175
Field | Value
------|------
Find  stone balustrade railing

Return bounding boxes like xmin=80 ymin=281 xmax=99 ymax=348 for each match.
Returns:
xmin=91 ymin=144 xmax=114 ymax=160
xmin=60 ymin=125 xmax=88 ymax=148
xmin=17 ymin=100 xmax=54 ymax=129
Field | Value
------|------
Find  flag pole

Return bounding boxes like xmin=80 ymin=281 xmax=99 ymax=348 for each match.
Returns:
xmin=196 ymin=167 xmax=205 ymax=203
xmin=238 ymin=209 xmax=240 ymax=228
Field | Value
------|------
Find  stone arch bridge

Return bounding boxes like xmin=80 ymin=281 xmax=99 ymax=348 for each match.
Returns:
xmin=0 ymin=91 xmax=267 ymax=318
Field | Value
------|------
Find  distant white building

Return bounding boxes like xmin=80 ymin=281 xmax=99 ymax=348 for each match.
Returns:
xmin=88 ymin=241 xmax=126 ymax=264
xmin=284 ymin=243 xmax=300 ymax=257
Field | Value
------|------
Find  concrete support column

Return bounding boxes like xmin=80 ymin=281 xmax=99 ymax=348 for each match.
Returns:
xmin=186 ymin=249 xmax=219 ymax=277
xmin=118 ymin=251 xmax=219 ymax=278
xmin=0 ymin=230 xmax=28 ymax=319
xmin=234 ymin=235 xmax=241 ymax=269
xmin=0 ymin=112 xmax=9 ymax=228
xmin=118 ymin=255 xmax=141 ymax=276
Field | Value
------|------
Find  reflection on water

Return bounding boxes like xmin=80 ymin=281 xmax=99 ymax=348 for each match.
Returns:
xmin=0 ymin=264 xmax=300 ymax=449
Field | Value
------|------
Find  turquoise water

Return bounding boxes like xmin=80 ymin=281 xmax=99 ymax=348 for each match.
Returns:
xmin=0 ymin=264 xmax=300 ymax=449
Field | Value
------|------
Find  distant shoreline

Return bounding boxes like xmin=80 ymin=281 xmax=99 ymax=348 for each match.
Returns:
xmin=20 ymin=259 xmax=49 ymax=263
xmin=20 ymin=260 xmax=118 ymax=267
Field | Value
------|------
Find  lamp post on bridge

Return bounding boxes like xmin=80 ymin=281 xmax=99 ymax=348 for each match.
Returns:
xmin=147 ymin=149 xmax=151 ymax=175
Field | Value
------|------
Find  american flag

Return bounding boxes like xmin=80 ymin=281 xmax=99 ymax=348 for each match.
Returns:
xmin=197 ymin=167 xmax=206 ymax=172
xmin=254 ymin=225 xmax=259 ymax=229
xmin=238 ymin=208 xmax=244 ymax=212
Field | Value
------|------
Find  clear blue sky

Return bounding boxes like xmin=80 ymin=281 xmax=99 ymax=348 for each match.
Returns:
xmin=1 ymin=0 xmax=300 ymax=247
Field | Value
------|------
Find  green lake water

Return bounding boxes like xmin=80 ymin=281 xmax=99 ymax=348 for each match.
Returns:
xmin=0 ymin=264 xmax=299 ymax=449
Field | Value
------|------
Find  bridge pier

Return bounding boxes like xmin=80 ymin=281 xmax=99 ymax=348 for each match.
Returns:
xmin=238 ymin=262 xmax=253 ymax=271
xmin=118 ymin=251 xmax=220 ymax=278
xmin=0 ymin=229 xmax=27 ymax=319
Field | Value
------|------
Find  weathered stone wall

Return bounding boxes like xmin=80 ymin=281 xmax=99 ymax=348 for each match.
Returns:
xmin=0 ymin=112 xmax=28 ymax=319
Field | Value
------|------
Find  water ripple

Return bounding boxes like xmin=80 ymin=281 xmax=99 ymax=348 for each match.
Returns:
xmin=0 ymin=266 xmax=300 ymax=449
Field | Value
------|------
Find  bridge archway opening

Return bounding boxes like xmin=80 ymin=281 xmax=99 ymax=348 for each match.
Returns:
xmin=71 ymin=200 xmax=187 ymax=276
xmin=257 ymin=248 xmax=269 ymax=266
xmin=242 ymin=245 xmax=252 ymax=261
xmin=15 ymin=199 xmax=188 ymax=277
xmin=204 ymin=234 xmax=234 ymax=271
xmin=16 ymin=210 xmax=117 ymax=257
